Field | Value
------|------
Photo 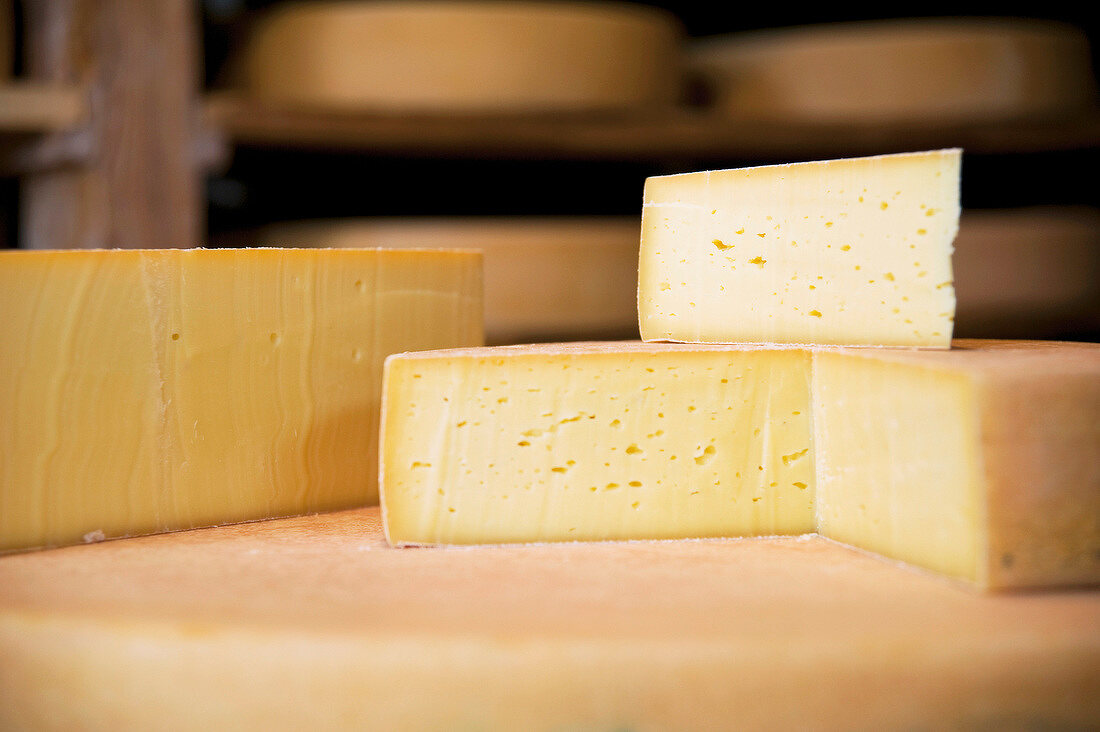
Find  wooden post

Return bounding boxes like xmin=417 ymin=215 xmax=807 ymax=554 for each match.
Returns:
xmin=20 ymin=0 xmax=202 ymax=249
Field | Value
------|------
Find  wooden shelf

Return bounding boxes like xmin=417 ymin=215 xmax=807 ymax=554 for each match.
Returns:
xmin=206 ymin=92 xmax=1100 ymax=162
xmin=0 ymin=82 xmax=87 ymax=177
xmin=0 ymin=82 xmax=85 ymax=135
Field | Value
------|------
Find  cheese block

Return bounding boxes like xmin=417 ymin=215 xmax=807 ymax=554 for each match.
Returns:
xmin=638 ymin=149 xmax=960 ymax=347
xmin=1 ymin=508 xmax=1098 ymax=730
xmin=690 ymin=18 xmax=1099 ymax=124
xmin=0 ymin=248 xmax=483 ymax=553
xmin=381 ymin=342 xmax=814 ymax=545
xmin=235 ymin=1 xmax=684 ymax=113
xmin=381 ymin=339 xmax=1100 ymax=589
xmin=813 ymin=340 xmax=1100 ymax=590
xmin=260 ymin=217 xmax=641 ymax=344
xmin=952 ymin=207 xmax=1100 ymax=338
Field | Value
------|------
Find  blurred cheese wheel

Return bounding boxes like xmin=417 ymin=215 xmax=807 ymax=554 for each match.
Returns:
xmin=953 ymin=207 xmax=1100 ymax=338
xmin=260 ymin=217 xmax=641 ymax=343
xmin=236 ymin=1 xmax=684 ymax=113
xmin=691 ymin=19 xmax=1098 ymax=124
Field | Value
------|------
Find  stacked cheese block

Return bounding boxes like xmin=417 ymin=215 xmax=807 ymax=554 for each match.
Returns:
xmin=380 ymin=149 xmax=1100 ymax=591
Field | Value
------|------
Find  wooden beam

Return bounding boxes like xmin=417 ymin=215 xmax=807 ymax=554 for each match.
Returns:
xmin=20 ymin=0 xmax=202 ymax=250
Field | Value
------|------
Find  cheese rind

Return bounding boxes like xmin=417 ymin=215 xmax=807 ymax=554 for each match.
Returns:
xmin=0 ymin=248 xmax=483 ymax=553
xmin=381 ymin=342 xmax=814 ymax=545
xmin=813 ymin=340 xmax=1100 ymax=589
xmin=638 ymin=149 xmax=960 ymax=347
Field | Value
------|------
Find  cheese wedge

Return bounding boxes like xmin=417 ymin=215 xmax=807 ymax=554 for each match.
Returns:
xmin=638 ymin=149 xmax=960 ymax=347
xmin=813 ymin=340 xmax=1100 ymax=590
xmin=2 ymin=508 xmax=1097 ymax=730
xmin=0 ymin=248 xmax=483 ymax=553
xmin=381 ymin=342 xmax=814 ymax=545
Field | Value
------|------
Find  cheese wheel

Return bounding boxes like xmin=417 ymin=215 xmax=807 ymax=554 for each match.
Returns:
xmin=235 ymin=1 xmax=684 ymax=112
xmin=953 ymin=207 xmax=1100 ymax=337
xmin=260 ymin=217 xmax=641 ymax=344
xmin=691 ymin=18 xmax=1099 ymax=123
xmin=1 ymin=507 xmax=1097 ymax=729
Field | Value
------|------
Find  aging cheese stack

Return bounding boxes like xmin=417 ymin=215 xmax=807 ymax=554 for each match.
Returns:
xmin=380 ymin=149 xmax=1100 ymax=591
xmin=0 ymin=248 xmax=483 ymax=553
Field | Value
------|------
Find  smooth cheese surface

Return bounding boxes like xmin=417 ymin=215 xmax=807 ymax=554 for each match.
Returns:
xmin=0 ymin=248 xmax=483 ymax=553
xmin=1 ymin=508 xmax=1097 ymax=730
xmin=236 ymin=0 xmax=683 ymax=112
xmin=638 ymin=149 xmax=960 ymax=347
xmin=814 ymin=340 xmax=1100 ymax=589
xmin=381 ymin=342 xmax=813 ymax=545
xmin=259 ymin=217 xmax=641 ymax=344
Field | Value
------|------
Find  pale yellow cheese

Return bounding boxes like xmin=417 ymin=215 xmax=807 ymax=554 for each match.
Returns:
xmin=236 ymin=0 xmax=684 ymax=113
xmin=0 ymin=248 xmax=483 ymax=553
xmin=813 ymin=340 xmax=1100 ymax=590
xmin=381 ymin=342 xmax=813 ymax=545
xmin=638 ymin=149 xmax=960 ymax=347
xmin=381 ymin=339 xmax=1100 ymax=589
xmin=2 ymin=508 xmax=1097 ymax=730
xmin=259 ymin=217 xmax=641 ymax=344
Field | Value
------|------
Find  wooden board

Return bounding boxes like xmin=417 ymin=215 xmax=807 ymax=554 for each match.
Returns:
xmin=1 ymin=507 xmax=1097 ymax=729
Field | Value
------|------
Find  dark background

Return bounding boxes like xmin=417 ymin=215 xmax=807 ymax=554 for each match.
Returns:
xmin=198 ymin=1 xmax=1100 ymax=234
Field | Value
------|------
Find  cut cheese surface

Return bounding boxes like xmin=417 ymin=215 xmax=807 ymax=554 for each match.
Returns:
xmin=381 ymin=339 xmax=1100 ymax=589
xmin=381 ymin=342 xmax=814 ymax=545
xmin=638 ymin=149 xmax=960 ymax=347
xmin=236 ymin=0 xmax=683 ymax=113
xmin=259 ymin=217 xmax=641 ymax=344
xmin=0 ymin=248 xmax=483 ymax=553
xmin=813 ymin=339 xmax=1100 ymax=590
xmin=1 ymin=507 xmax=1097 ymax=730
